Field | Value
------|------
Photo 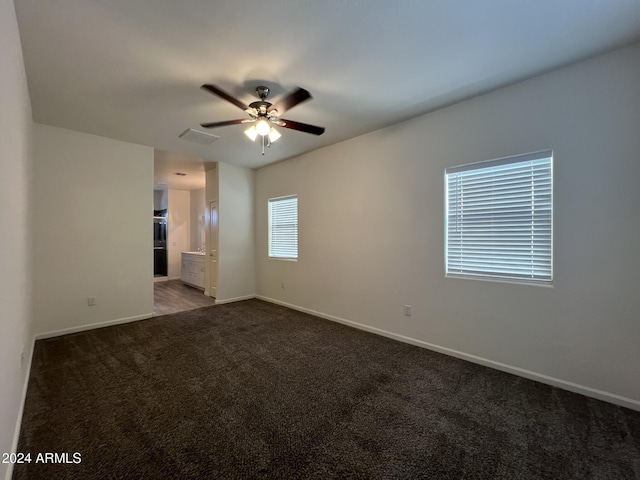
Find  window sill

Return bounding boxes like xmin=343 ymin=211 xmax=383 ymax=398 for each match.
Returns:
xmin=445 ymin=273 xmax=553 ymax=288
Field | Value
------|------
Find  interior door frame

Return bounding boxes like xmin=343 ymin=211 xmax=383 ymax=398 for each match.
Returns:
xmin=208 ymin=200 xmax=218 ymax=298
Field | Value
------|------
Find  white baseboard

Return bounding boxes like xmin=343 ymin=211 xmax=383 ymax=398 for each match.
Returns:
xmin=215 ymin=294 xmax=256 ymax=305
xmin=256 ymin=295 xmax=640 ymax=412
xmin=6 ymin=336 xmax=35 ymax=480
xmin=34 ymin=313 xmax=153 ymax=340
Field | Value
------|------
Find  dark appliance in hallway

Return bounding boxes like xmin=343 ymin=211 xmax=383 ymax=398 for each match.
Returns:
xmin=154 ymin=211 xmax=167 ymax=277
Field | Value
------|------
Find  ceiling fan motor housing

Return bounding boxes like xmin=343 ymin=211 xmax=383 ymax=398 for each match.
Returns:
xmin=249 ymin=87 xmax=275 ymax=117
xmin=248 ymin=100 xmax=273 ymax=116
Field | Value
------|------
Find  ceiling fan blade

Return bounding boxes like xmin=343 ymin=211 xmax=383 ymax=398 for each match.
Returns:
xmin=200 ymin=119 xmax=248 ymax=129
xmin=271 ymin=88 xmax=312 ymax=114
xmin=278 ymin=119 xmax=325 ymax=136
xmin=201 ymin=84 xmax=249 ymax=111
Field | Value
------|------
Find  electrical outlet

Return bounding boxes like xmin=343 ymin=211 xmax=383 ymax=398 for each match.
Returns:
xmin=88 ymin=297 xmax=96 ymax=306
xmin=404 ymin=305 xmax=412 ymax=316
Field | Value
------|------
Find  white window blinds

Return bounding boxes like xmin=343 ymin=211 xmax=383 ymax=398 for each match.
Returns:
xmin=445 ymin=151 xmax=552 ymax=284
xmin=268 ymin=196 xmax=298 ymax=259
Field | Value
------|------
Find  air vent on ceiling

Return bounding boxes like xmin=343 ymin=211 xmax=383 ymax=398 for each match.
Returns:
xmin=178 ymin=128 xmax=220 ymax=145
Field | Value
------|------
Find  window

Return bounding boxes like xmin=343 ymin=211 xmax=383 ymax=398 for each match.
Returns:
xmin=268 ymin=195 xmax=298 ymax=259
xmin=445 ymin=151 xmax=552 ymax=284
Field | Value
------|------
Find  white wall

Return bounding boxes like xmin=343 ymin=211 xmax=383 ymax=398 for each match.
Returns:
xmin=0 ymin=1 xmax=33 ymax=477
xmin=167 ymin=189 xmax=190 ymax=279
xmin=153 ymin=188 xmax=167 ymax=211
xmin=256 ymin=43 xmax=640 ymax=408
xmin=32 ymin=124 xmax=154 ymax=336
xmin=190 ymin=187 xmax=206 ymax=252
xmin=216 ymin=162 xmax=256 ymax=303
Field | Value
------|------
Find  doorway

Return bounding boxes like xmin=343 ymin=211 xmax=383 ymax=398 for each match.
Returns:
xmin=152 ymin=149 xmax=212 ymax=316
xmin=209 ymin=200 xmax=218 ymax=298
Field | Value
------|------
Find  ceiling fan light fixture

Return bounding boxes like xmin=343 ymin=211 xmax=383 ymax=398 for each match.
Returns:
xmin=244 ymin=126 xmax=258 ymax=141
xmin=268 ymin=127 xmax=281 ymax=143
xmin=255 ymin=119 xmax=271 ymax=136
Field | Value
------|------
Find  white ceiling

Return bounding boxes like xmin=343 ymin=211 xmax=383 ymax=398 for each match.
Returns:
xmin=15 ymin=0 xmax=640 ymax=170
xmin=154 ymin=149 xmax=205 ymax=191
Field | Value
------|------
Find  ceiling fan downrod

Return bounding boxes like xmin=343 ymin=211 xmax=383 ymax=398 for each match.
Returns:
xmin=256 ymin=86 xmax=270 ymax=100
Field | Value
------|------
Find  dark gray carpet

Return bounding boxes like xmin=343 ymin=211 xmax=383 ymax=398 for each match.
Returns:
xmin=14 ymin=300 xmax=640 ymax=479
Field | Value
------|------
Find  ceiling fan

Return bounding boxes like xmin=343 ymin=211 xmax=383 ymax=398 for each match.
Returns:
xmin=200 ymin=84 xmax=325 ymax=154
